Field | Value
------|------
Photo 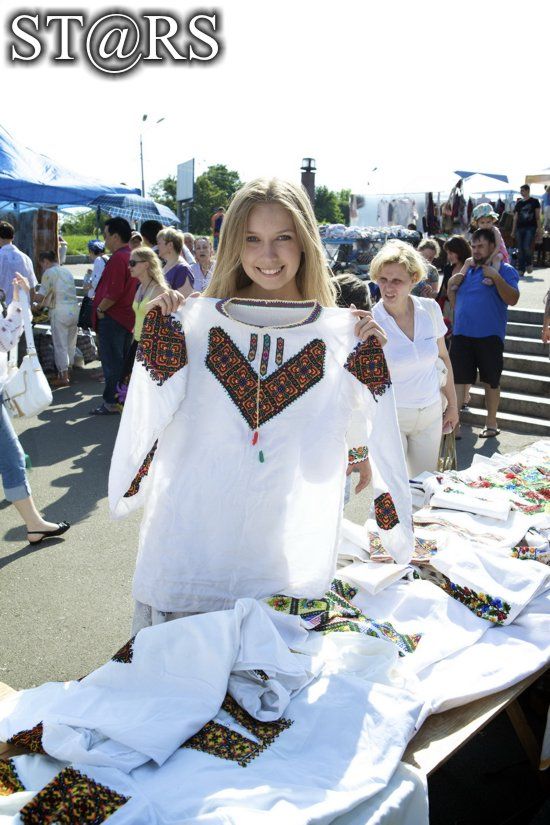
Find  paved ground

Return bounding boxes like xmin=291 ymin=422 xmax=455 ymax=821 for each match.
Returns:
xmin=0 ymin=264 xmax=548 ymax=823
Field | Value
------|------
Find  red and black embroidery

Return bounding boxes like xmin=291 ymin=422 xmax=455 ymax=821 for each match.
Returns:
xmin=182 ymin=693 xmax=292 ymax=767
xmin=0 ymin=758 xmax=24 ymax=795
xmin=206 ymin=327 xmax=325 ymax=429
xmin=111 ymin=636 xmax=135 ymax=663
xmin=374 ymin=492 xmax=400 ymax=531
xmin=19 ymin=767 xmax=129 ymax=824
xmin=247 ymin=333 xmax=258 ymax=361
xmin=124 ymin=441 xmax=158 ymax=498
xmin=275 ymin=336 xmax=284 ymax=366
xmin=7 ymin=722 xmax=45 ymax=755
xmin=344 ymin=336 xmax=391 ymax=400
xmin=136 ymin=306 xmax=187 ymax=386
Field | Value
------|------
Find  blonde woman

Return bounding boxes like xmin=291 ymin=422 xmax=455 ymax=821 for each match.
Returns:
xmin=189 ymin=236 xmax=215 ymax=291
xmin=156 ymin=228 xmax=194 ymax=296
xmin=110 ymin=178 xmax=411 ymax=634
xmin=115 ymin=247 xmax=167 ymax=406
xmin=371 ymin=240 xmax=459 ymax=477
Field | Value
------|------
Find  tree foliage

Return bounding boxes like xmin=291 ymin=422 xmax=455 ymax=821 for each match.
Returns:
xmin=189 ymin=165 xmax=242 ymax=235
xmin=314 ymin=186 xmax=352 ymax=226
xmin=60 ymin=209 xmax=106 ymax=236
xmin=149 ymin=175 xmax=177 ymax=214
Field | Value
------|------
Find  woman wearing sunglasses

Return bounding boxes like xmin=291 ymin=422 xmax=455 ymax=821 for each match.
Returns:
xmin=115 ymin=248 xmax=169 ymax=407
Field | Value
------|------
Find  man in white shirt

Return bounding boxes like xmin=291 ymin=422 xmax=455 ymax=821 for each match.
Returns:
xmin=0 ymin=221 xmax=38 ymax=304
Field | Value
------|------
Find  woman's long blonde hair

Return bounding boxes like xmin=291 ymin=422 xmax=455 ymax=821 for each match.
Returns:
xmin=204 ymin=178 xmax=336 ymax=306
xmin=132 ymin=246 xmax=168 ymax=290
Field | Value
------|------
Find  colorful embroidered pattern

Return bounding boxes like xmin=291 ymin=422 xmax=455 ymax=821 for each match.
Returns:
xmin=275 ymin=337 xmax=284 ymax=366
xmin=215 ymin=297 xmax=322 ymax=328
xmin=267 ymin=579 xmax=421 ymax=656
xmin=19 ymin=767 xmax=129 ymax=824
xmin=441 ymin=578 xmax=511 ymax=624
xmin=7 ymin=722 xmax=45 ymax=755
xmin=511 ymin=546 xmax=550 ymax=566
xmin=344 ymin=336 xmax=391 ymax=400
xmin=260 ymin=334 xmax=271 ymax=376
xmin=135 ymin=306 xmax=187 ymax=386
xmin=206 ymin=327 xmax=325 ymax=429
xmin=348 ymin=445 xmax=369 ymax=464
xmin=183 ymin=693 xmax=292 ymax=767
xmin=247 ymin=333 xmax=258 ymax=362
xmin=454 ymin=462 xmax=550 ymax=515
xmin=124 ymin=441 xmax=158 ymax=498
xmin=0 ymin=759 xmax=24 ymax=796
xmin=368 ymin=532 xmax=436 ymax=564
xmin=374 ymin=492 xmax=400 ymax=531
xmin=111 ymin=637 xmax=135 ymax=663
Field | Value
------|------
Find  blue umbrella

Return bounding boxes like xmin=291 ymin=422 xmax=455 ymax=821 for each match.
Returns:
xmin=90 ymin=193 xmax=180 ymax=225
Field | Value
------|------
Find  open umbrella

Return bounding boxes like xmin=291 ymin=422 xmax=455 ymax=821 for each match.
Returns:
xmin=89 ymin=193 xmax=180 ymax=226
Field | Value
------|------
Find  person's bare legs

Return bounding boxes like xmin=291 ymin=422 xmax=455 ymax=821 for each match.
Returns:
xmin=12 ymin=496 xmax=61 ymax=535
xmin=483 ymin=384 xmax=500 ymax=432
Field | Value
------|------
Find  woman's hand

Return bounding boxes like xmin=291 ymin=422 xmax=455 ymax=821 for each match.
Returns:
xmin=346 ymin=458 xmax=372 ymax=494
xmin=442 ymin=404 xmax=460 ymax=433
xmin=12 ymin=273 xmax=30 ymax=301
xmin=147 ymin=290 xmax=200 ymax=315
xmin=350 ymin=306 xmax=388 ymax=347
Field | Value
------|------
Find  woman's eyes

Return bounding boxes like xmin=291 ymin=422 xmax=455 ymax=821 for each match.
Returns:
xmin=245 ymin=235 xmax=292 ymax=242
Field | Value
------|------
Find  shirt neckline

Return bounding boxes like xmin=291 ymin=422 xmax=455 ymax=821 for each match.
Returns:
xmin=215 ymin=297 xmax=322 ymax=329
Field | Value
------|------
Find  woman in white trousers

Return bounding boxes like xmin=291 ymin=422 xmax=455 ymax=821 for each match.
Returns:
xmin=371 ymin=241 xmax=459 ymax=477
xmin=36 ymin=251 xmax=79 ymax=387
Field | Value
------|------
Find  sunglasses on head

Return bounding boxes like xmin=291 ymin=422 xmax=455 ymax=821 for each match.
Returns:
xmin=128 ymin=259 xmax=143 ymax=267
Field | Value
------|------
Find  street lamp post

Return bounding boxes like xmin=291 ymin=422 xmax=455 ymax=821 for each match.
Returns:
xmin=139 ymin=114 xmax=165 ymax=197
xmin=301 ymin=157 xmax=316 ymax=205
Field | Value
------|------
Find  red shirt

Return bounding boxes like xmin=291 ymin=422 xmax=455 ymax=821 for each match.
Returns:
xmin=92 ymin=245 xmax=137 ymax=332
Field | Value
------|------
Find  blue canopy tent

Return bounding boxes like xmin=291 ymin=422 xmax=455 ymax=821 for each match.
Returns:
xmin=0 ymin=123 xmax=140 ymax=208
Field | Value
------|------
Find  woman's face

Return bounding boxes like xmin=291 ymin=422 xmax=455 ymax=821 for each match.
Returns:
xmin=195 ymin=239 xmax=212 ymax=263
xmin=377 ymin=263 xmax=414 ymax=306
xmin=446 ymin=250 xmax=459 ymax=265
xmin=420 ymin=247 xmax=436 ymax=264
xmin=129 ymin=256 xmax=149 ymax=284
xmin=156 ymin=235 xmax=172 ymax=258
xmin=240 ymin=203 xmax=303 ymax=297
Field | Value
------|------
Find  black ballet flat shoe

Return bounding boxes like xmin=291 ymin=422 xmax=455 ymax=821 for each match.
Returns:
xmin=27 ymin=522 xmax=71 ymax=545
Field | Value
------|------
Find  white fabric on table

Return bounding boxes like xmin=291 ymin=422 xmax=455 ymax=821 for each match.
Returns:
xmin=0 ymin=600 xmax=312 ymax=772
xmin=340 ymin=560 xmax=411 ymax=595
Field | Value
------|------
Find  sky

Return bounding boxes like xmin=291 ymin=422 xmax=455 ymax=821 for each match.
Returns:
xmin=1 ymin=0 xmax=548 ymax=199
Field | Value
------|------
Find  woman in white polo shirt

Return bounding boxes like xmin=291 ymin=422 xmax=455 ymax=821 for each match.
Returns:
xmin=371 ymin=241 xmax=459 ymax=476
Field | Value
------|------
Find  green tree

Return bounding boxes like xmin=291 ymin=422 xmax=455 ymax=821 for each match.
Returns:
xmin=337 ymin=189 xmax=351 ymax=226
xmin=61 ymin=209 xmax=106 ymax=236
xmin=314 ymin=186 xmax=344 ymax=225
xmin=149 ymin=175 xmax=177 ymax=214
xmin=189 ymin=165 xmax=242 ymax=235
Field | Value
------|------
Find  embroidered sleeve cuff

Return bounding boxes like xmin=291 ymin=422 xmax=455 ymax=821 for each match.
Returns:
xmin=348 ymin=445 xmax=369 ymax=464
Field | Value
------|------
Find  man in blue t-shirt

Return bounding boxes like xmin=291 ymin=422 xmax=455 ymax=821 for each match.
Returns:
xmin=449 ymin=227 xmax=520 ymax=438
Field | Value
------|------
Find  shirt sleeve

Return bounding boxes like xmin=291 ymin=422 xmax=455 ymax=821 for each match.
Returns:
xmin=36 ymin=271 xmax=52 ymax=296
xmin=108 ymin=306 xmax=189 ymax=517
xmin=500 ymin=265 xmax=520 ymax=289
xmin=167 ymin=264 xmax=194 ymax=290
xmin=92 ymin=258 xmax=106 ymax=289
xmin=0 ymin=300 xmax=24 ymax=352
xmin=343 ymin=335 xmax=414 ymax=564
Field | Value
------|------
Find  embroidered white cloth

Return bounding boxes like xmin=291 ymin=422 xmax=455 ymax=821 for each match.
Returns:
xmin=423 ymin=476 xmax=511 ymax=521
xmin=340 ymin=561 xmax=412 ymax=595
xmin=109 ymin=298 xmax=413 ymax=613
xmin=0 ymin=600 xmax=312 ymax=772
xmin=428 ymin=536 xmax=550 ymax=626
xmin=414 ymin=506 xmax=533 ymax=549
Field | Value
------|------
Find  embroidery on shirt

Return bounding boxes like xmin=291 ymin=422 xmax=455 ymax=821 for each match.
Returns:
xmin=348 ymin=445 xmax=369 ymax=464
xmin=124 ymin=441 xmax=158 ymax=498
xmin=441 ymin=578 xmax=511 ymax=624
xmin=111 ymin=636 xmax=135 ymax=663
xmin=275 ymin=337 xmax=284 ymax=366
xmin=511 ymin=546 xmax=550 ymax=566
xmin=368 ymin=532 xmax=436 ymax=564
xmin=247 ymin=333 xmax=258 ymax=362
xmin=183 ymin=693 xmax=292 ymax=768
xmin=0 ymin=759 xmax=24 ymax=796
xmin=7 ymin=722 xmax=45 ymax=755
xmin=260 ymin=334 xmax=271 ymax=376
xmin=374 ymin=492 xmax=400 ymax=531
xmin=206 ymin=327 xmax=325 ymax=429
xmin=344 ymin=336 xmax=391 ymax=400
xmin=18 ymin=766 xmax=129 ymax=824
xmin=267 ymin=579 xmax=421 ymax=656
xmin=135 ymin=306 xmax=187 ymax=386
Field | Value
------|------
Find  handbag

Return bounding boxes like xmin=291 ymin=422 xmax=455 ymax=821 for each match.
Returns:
xmin=3 ymin=294 xmax=53 ymax=418
xmin=76 ymin=327 xmax=98 ymax=364
xmin=437 ymin=431 xmax=457 ymax=472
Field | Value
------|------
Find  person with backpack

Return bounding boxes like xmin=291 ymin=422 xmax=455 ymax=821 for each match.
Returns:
xmin=80 ymin=240 xmax=109 ymax=328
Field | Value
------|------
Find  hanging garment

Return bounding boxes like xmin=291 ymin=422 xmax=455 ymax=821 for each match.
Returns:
xmin=109 ymin=298 xmax=413 ymax=614
xmin=377 ymin=198 xmax=389 ymax=226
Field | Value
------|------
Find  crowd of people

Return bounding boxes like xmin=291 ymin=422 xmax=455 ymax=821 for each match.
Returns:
xmin=0 ymin=180 xmax=547 ymax=567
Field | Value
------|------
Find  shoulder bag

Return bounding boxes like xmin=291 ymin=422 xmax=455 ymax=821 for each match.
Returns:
xmin=3 ymin=294 xmax=53 ymax=418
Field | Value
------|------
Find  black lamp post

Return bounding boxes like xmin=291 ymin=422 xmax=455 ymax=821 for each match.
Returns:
xmin=301 ymin=157 xmax=316 ymax=205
